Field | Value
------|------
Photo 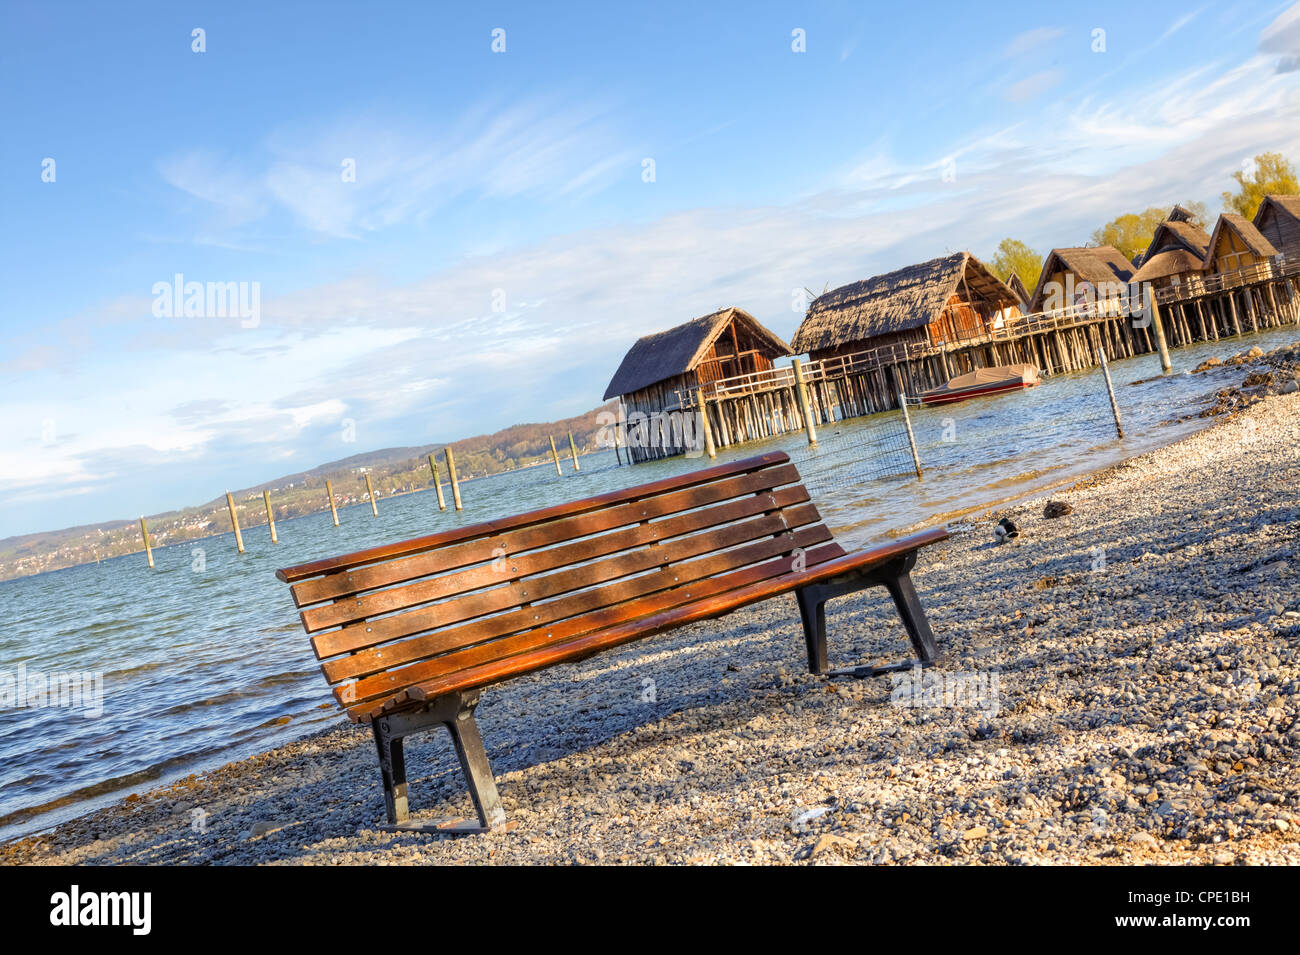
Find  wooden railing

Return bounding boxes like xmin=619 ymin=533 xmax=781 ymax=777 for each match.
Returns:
xmin=672 ymin=257 xmax=1297 ymax=408
xmin=1153 ymin=257 xmax=1299 ymax=304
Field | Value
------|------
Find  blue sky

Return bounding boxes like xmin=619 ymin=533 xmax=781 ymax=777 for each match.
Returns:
xmin=2 ymin=1 xmax=1299 ymax=537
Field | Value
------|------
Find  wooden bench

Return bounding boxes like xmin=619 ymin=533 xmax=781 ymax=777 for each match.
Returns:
xmin=276 ymin=451 xmax=948 ymax=832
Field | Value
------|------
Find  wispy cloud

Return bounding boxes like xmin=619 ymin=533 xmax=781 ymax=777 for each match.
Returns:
xmin=1004 ymin=69 xmax=1064 ymax=102
xmin=159 ymin=97 xmax=636 ymax=240
xmin=1162 ymin=7 xmax=1207 ymax=41
xmin=1004 ymin=26 xmax=1065 ymax=58
xmin=1260 ymin=1 xmax=1300 ymax=70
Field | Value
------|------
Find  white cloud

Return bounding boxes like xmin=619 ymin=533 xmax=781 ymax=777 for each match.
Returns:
xmin=1005 ymin=69 xmax=1064 ymax=103
xmin=160 ymin=98 xmax=635 ymax=240
xmin=1004 ymin=26 xmax=1065 ymax=58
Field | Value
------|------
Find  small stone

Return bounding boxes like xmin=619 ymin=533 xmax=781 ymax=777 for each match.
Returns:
xmin=963 ymin=826 xmax=988 ymax=840
xmin=1129 ymin=831 xmax=1158 ymax=847
xmin=808 ymin=833 xmax=856 ymax=858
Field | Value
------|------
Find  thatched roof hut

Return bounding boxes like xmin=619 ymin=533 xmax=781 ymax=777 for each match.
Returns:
xmin=603 ymin=307 xmax=791 ymax=401
xmin=790 ymin=252 xmax=1018 ymax=359
xmin=603 ymin=307 xmax=792 ymax=464
xmin=1252 ymin=195 xmax=1300 ymax=258
xmin=1203 ymin=213 xmax=1278 ymax=274
xmin=1132 ymin=219 xmax=1211 ymax=286
xmin=1029 ymin=246 xmax=1135 ymax=311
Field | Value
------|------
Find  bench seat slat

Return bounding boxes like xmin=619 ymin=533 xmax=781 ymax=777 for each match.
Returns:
xmin=312 ymin=502 xmax=824 ymax=659
xmin=333 ymin=523 xmax=839 ymax=706
xmin=342 ymin=537 xmax=847 ymax=720
xmin=301 ymin=481 xmax=812 ymax=632
xmin=278 ymin=451 xmax=793 ymax=589
xmin=387 ymin=528 xmax=948 ymax=716
xmin=320 ymin=486 xmax=815 ymax=683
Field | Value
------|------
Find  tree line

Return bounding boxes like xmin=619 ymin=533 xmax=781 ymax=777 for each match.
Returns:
xmin=988 ymin=152 xmax=1299 ymax=292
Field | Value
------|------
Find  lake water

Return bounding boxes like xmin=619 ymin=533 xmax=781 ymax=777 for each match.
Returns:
xmin=2 ymin=327 xmax=1295 ymax=841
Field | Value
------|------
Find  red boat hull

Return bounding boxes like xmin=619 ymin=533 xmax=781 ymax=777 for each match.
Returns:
xmin=920 ymin=379 xmax=1039 ymax=406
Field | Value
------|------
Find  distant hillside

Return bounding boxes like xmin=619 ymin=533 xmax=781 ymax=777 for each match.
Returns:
xmin=0 ymin=400 xmax=618 ymax=582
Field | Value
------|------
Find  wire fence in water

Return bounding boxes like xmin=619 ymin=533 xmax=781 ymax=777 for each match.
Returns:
xmin=789 ymin=404 xmax=921 ymax=498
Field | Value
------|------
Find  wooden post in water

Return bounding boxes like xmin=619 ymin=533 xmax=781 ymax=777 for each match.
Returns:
xmin=1097 ymin=347 xmax=1124 ymax=439
xmin=325 ymin=479 xmax=340 ymax=526
xmin=225 ymin=491 xmax=245 ymax=553
xmin=696 ymin=388 xmax=717 ymax=459
xmin=549 ymin=435 xmax=563 ymax=475
xmin=428 ymin=453 xmax=447 ymax=510
xmin=1147 ymin=293 xmax=1172 ymax=372
xmin=263 ymin=490 xmax=278 ymax=543
xmin=364 ymin=472 xmax=379 ymax=517
xmin=792 ymin=358 xmax=818 ymax=446
xmin=445 ymin=448 xmax=463 ymax=510
xmin=892 ymin=367 xmax=923 ymax=480
xmin=567 ymin=431 xmax=581 ymax=471
xmin=139 ymin=516 xmax=154 ymax=568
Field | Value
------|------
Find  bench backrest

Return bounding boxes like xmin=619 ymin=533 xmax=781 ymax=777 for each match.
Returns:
xmin=277 ymin=451 xmax=843 ymax=720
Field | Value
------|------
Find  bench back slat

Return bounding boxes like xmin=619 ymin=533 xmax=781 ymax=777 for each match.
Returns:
xmin=342 ymin=534 xmax=845 ymax=717
xmin=277 ymin=451 xmax=793 ymax=587
xmin=332 ymin=522 xmax=837 ymax=707
xmin=299 ymin=468 xmax=807 ymax=631
xmin=278 ymin=452 xmax=840 ymax=719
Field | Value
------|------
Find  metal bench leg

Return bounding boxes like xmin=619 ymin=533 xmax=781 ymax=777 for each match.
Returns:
xmin=444 ymin=703 xmax=507 ymax=831
xmin=371 ymin=692 xmax=510 ymax=835
xmin=372 ymin=719 xmax=409 ymax=824
xmin=881 ymin=566 xmax=939 ymax=663
xmin=796 ymin=586 xmax=829 ymax=675
xmin=799 ymin=552 xmax=942 ymax=679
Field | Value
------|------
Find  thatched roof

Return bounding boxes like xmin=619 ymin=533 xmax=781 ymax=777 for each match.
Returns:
xmin=1204 ymin=213 xmax=1278 ymax=264
xmin=1005 ymin=272 xmax=1031 ymax=308
xmin=1254 ymin=194 xmax=1300 ymax=225
xmin=1132 ymin=219 xmax=1210 ymax=283
xmin=603 ymin=307 xmax=792 ymax=400
xmin=1029 ymin=246 xmax=1135 ymax=310
xmin=790 ymin=252 xmax=1017 ymax=355
xmin=1167 ymin=204 xmax=1198 ymax=224
xmin=1148 ymin=219 xmax=1210 ymax=258
xmin=1132 ymin=249 xmax=1206 ymax=282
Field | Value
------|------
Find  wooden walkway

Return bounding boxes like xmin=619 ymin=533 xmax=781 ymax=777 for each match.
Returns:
xmin=666 ymin=259 xmax=1300 ymax=453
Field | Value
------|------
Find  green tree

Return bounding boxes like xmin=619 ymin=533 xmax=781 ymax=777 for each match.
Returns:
xmin=1091 ymin=207 xmax=1168 ymax=261
xmin=1090 ymin=201 xmax=1209 ymax=261
xmin=989 ymin=238 xmax=1042 ymax=290
xmin=1222 ymin=152 xmax=1298 ymax=220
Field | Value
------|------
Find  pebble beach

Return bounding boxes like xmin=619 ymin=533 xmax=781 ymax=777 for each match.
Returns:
xmin=6 ymin=345 xmax=1300 ymax=866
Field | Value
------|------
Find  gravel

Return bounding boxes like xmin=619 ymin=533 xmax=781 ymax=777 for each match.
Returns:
xmin=6 ymin=361 xmax=1300 ymax=866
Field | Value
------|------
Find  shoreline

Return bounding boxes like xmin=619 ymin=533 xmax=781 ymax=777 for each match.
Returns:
xmin=5 ymin=351 xmax=1299 ymax=865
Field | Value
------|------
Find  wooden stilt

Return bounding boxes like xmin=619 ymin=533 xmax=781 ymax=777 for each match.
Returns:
xmin=325 ymin=479 xmax=340 ymax=527
xmin=226 ymin=491 xmax=245 ymax=553
xmin=264 ymin=489 xmax=278 ymax=543
xmin=428 ymin=454 xmax=447 ymax=510
xmin=445 ymin=448 xmax=463 ymax=510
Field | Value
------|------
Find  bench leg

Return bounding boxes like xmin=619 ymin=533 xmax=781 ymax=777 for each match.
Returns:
xmin=880 ymin=564 xmax=939 ymax=663
xmin=443 ymin=703 xmax=507 ymax=831
xmin=795 ymin=552 xmax=940 ymax=678
xmin=796 ymin=586 xmax=829 ymax=675
xmin=370 ymin=692 xmax=509 ymax=834
xmin=372 ymin=719 xmax=410 ymax=824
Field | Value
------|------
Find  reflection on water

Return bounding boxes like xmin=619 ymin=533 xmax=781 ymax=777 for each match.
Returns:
xmin=0 ymin=327 xmax=1294 ymax=840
